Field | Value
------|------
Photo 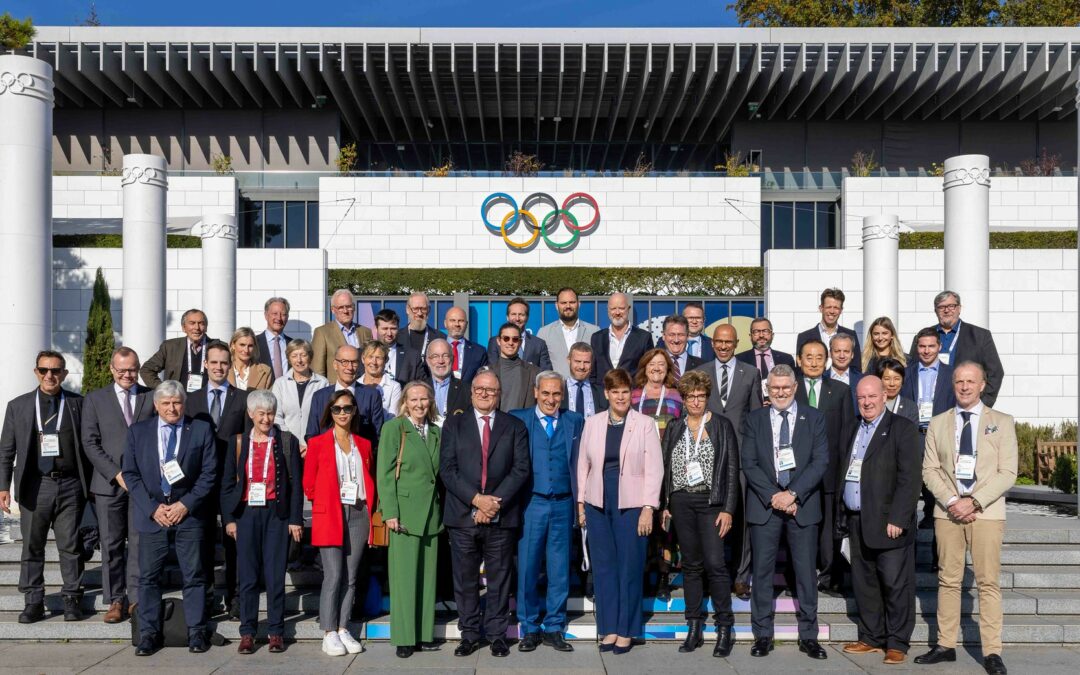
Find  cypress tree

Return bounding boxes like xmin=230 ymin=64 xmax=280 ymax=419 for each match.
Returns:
xmin=82 ymin=267 xmax=115 ymax=393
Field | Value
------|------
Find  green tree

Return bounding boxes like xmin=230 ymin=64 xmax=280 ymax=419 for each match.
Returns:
xmin=727 ymin=0 xmax=1077 ymax=26
xmin=1000 ymin=0 xmax=1080 ymax=26
xmin=82 ymin=268 xmax=115 ymax=394
xmin=0 ymin=12 xmax=35 ymax=50
xmin=80 ymin=2 xmax=102 ymax=27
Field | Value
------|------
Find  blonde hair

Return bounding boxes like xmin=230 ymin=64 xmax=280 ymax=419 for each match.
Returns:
xmin=861 ymin=317 xmax=906 ymax=372
xmin=397 ymin=380 xmax=440 ymax=424
xmin=229 ymin=327 xmax=261 ymax=363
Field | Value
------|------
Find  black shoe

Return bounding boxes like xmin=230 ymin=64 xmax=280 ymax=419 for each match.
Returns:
xmin=135 ymin=637 xmax=158 ymax=656
xmin=750 ymin=638 xmax=773 ymax=657
xmin=396 ymin=645 xmax=414 ymax=658
xmin=188 ymin=633 xmax=210 ymax=653
xmin=544 ymin=632 xmax=574 ymax=652
xmin=18 ymin=602 xmax=45 ymax=624
xmin=518 ymin=632 xmax=542 ymax=652
xmin=612 ymin=641 xmax=633 ymax=655
xmin=678 ymin=620 xmax=704 ymax=653
xmin=983 ymin=654 xmax=1007 ymax=675
xmin=415 ymin=641 xmax=439 ymax=651
xmin=713 ymin=626 xmax=734 ymax=657
xmin=227 ymin=596 xmax=241 ymax=620
xmin=490 ymin=638 xmax=510 ymax=657
xmin=914 ymin=645 xmax=957 ymax=664
xmin=799 ymin=639 xmax=827 ymax=659
xmin=656 ymin=573 xmax=672 ymax=602
xmin=63 ymin=596 xmax=83 ymax=622
xmin=454 ymin=638 xmax=481 ymax=657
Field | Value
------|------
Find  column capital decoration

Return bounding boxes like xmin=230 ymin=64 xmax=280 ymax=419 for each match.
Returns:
xmin=942 ymin=166 xmax=991 ymax=190
xmin=196 ymin=220 xmax=238 ymax=241
xmin=862 ymin=220 xmax=900 ymax=242
xmin=0 ymin=71 xmax=52 ymax=103
xmin=121 ymin=165 xmax=168 ymax=188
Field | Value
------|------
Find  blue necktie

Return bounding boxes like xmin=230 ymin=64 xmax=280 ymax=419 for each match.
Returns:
xmin=543 ymin=415 xmax=556 ymax=439
xmin=777 ymin=410 xmax=791 ymax=488
xmin=161 ymin=425 xmax=178 ymax=496
xmin=574 ymin=381 xmax=585 ymax=415
xmin=959 ymin=411 xmax=976 ymax=491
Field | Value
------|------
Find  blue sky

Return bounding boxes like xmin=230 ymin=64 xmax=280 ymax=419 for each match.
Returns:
xmin=11 ymin=0 xmax=741 ymax=27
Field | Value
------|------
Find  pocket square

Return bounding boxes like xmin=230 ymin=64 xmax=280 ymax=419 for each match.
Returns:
xmin=984 ymin=425 xmax=998 ymax=435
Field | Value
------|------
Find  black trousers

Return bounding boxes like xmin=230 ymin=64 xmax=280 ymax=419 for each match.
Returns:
xmin=668 ymin=491 xmax=734 ymax=626
xmin=19 ymin=474 xmax=85 ymax=603
xmin=749 ymin=513 xmax=819 ymax=640
xmin=847 ymin=512 xmax=916 ymax=652
xmin=817 ymin=492 xmax=847 ymax=583
xmin=95 ymin=490 xmax=140 ymax=605
xmin=734 ymin=473 xmax=752 ymax=587
xmin=448 ymin=525 xmax=515 ymax=641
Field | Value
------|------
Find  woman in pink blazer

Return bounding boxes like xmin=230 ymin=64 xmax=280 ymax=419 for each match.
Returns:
xmin=576 ymin=368 xmax=663 ymax=654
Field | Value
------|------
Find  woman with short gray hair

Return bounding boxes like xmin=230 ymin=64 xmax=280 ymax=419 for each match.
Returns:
xmin=271 ymin=338 xmax=329 ymax=457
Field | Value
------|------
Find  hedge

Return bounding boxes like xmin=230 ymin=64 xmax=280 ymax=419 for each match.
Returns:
xmin=53 ymin=234 xmax=202 ymax=248
xmin=899 ymin=231 xmax=1077 ymax=249
xmin=1015 ymin=420 xmax=1078 ymax=482
xmin=329 ymin=267 xmax=765 ymax=297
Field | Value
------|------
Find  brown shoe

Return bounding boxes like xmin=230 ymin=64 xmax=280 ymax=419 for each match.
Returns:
xmin=103 ymin=601 xmax=127 ymax=624
xmin=884 ymin=649 xmax=906 ymax=664
xmin=268 ymin=635 xmax=285 ymax=653
xmin=237 ymin=635 xmax=256 ymax=654
xmin=733 ymin=582 xmax=751 ymax=600
xmin=843 ymin=641 xmax=884 ymax=654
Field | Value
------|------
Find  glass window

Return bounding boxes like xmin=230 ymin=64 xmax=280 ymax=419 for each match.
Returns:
xmin=240 ymin=199 xmax=263 ymax=248
xmin=772 ymin=202 xmax=794 ymax=249
xmin=817 ymin=202 xmax=837 ymax=248
xmin=285 ymin=202 xmax=306 ymax=249
xmin=263 ymin=202 xmax=285 ymax=249
xmin=306 ymin=202 xmax=320 ymax=248
xmin=795 ymin=201 xmax=816 ymax=248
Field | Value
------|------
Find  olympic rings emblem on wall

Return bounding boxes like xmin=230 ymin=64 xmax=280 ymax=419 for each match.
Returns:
xmin=480 ymin=192 xmax=600 ymax=251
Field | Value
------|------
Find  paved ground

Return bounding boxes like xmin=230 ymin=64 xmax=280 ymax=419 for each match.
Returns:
xmin=0 ymin=640 xmax=1077 ymax=674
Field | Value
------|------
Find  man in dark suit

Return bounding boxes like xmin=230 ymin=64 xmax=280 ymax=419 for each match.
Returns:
xmin=0 ymin=351 xmax=91 ymax=623
xmin=486 ymin=297 xmax=553 ymax=371
xmin=824 ymin=334 xmax=862 ymax=413
xmin=305 ymin=345 xmax=385 ymax=443
xmin=399 ymin=292 xmax=447 ymax=384
xmin=121 ymin=381 xmax=218 ymax=655
xmin=736 ymin=318 xmax=796 ymax=404
xmin=256 ymin=296 xmax=292 ymax=384
xmin=375 ymin=309 xmax=409 ymax=385
xmin=440 ymin=370 xmax=531 ymax=658
xmin=794 ymin=339 xmax=854 ymax=591
xmin=565 ymin=343 xmax=608 ymax=417
xmin=795 ymin=288 xmax=862 ymax=359
xmin=81 ymin=346 xmax=156 ymax=623
xmin=837 ymin=376 xmax=922 ymax=665
xmin=139 ymin=309 xmax=213 ymax=390
xmin=907 ymin=290 xmax=1003 ymax=407
xmin=661 ymin=315 xmax=703 ymax=379
xmin=444 ymin=306 xmax=488 ymax=385
xmin=740 ymin=364 xmax=829 ymax=660
xmin=425 ymin=339 xmax=471 ymax=419
xmin=590 ymin=292 xmax=652 ymax=383
xmin=681 ymin=301 xmax=716 ymax=362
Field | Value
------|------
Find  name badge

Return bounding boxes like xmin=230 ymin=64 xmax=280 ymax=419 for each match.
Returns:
xmin=955 ymin=455 xmax=976 ymax=480
xmin=938 ymin=353 xmax=950 ymax=365
xmin=453 ymin=369 xmax=462 ymax=380
xmin=777 ymin=445 xmax=797 ymax=471
xmin=919 ymin=401 xmax=934 ymax=423
xmin=248 ymin=483 xmax=267 ymax=506
xmin=685 ymin=461 xmax=705 ymax=487
xmin=845 ymin=458 xmax=863 ymax=482
xmin=761 ymin=379 xmax=770 ymax=399
xmin=340 ymin=480 xmax=359 ymax=505
xmin=186 ymin=374 xmax=204 ymax=393
xmin=162 ymin=459 xmax=185 ymax=485
xmin=434 ymin=414 xmax=446 ymax=428
xmin=40 ymin=433 xmax=61 ymax=457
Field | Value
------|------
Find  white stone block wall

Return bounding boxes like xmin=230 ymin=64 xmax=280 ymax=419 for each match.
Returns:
xmin=765 ymin=248 xmax=1079 ymax=425
xmin=52 ymin=175 xmax=238 ymax=222
xmin=841 ymin=176 xmax=1077 ymax=249
xmin=319 ymin=176 xmax=762 ymax=268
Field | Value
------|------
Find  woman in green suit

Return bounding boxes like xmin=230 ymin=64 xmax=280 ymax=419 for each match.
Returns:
xmin=377 ymin=380 xmax=443 ymax=659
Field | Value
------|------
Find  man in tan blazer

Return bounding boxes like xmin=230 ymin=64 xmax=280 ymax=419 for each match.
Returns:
xmin=139 ymin=309 xmax=213 ymax=391
xmin=916 ymin=361 xmax=1016 ymax=675
xmin=311 ymin=289 xmax=372 ymax=384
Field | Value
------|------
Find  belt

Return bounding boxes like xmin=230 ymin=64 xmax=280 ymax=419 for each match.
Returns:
xmin=42 ymin=470 xmax=76 ymax=480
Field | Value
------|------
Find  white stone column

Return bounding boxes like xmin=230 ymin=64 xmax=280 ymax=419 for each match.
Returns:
xmin=121 ymin=154 xmax=167 ymax=364
xmin=197 ymin=214 xmax=238 ymax=340
xmin=943 ymin=154 xmax=991 ymax=327
xmin=862 ymin=214 xmax=900 ymax=332
xmin=0 ymin=55 xmax=53 ymax=416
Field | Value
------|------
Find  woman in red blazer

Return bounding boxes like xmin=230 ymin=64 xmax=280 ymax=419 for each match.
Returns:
xmin=302 ymin=389 xmax=377 ymax=657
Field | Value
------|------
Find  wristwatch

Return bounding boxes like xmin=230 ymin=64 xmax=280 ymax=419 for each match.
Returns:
xmin=969 ymin=496 xmax=983 ymax=512
xmin=787 ymin=489 xmax=799 ymax=503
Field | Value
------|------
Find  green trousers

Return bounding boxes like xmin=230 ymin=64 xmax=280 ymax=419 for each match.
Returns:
xmin=388 ymin=530 xmax=438 ymax=646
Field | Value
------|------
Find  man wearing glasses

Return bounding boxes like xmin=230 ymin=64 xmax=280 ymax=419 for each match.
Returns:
xmin=490 ymin=324 xmax=540 ymax=412
xmin=312 ymin=289 xmax=373 ymax=385
xmin=401 ymin=292 xmax=447 ymax=384
xmin=736 ymin=318 xmax=796 ymax=404
xmin=305 ymin=345 xmax=385 ymax=445
xmin=0 ymin=351 xmax=90 ymax=624
xmin=907 ymin=291 xmax=1003 ymax=407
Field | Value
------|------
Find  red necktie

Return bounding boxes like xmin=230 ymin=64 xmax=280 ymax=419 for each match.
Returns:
xmin=453 ymin=340 xmax=461 ymax=371
xmin=481 ymin=414 xmax=491 ymax=492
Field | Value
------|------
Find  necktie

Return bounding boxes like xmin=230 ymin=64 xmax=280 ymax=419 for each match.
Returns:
xmin=211 ymin=389 xmax=223 ymax=426
xmin=122 ymin=390 xmax=134 ymax=426
xmin=452 ymin=340 xmax=461 ymax=371
xmin=543 ymin=415 xmax=555 ymax=439
xmin=673 ymin=354 xmax=682 ymax=377
xmin=518 ymin=335 xmax=525 ymax=359
xmin=480 ymin=415 xmax=492 ymax=492
xmin=959 ymin=411 xmax=976 ymax=491
xmin=191 ymin=343 xmax=202 ymax=375
xmin=757 ymin=351 xmax=769 ymax=380
xmin=719 ymin=363 xmax=730 ymax=407
xmin=271 ymin=336 xmax=283 ymax=378
xmin=575 ymin=381 xmax=585 ymax=415
xmin=38 ymin=396 xmax=58 ymax=473
xmin=778 ymin=410 xmax=791 ymax=488
xmin=161 ymin=424 xmax=177 ymax=496
xmin=808 ymin=378 xmax=818 ymax=408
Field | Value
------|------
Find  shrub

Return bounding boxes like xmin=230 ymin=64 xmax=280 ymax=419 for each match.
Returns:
xmin=82 ymin=268 xmax=115 ymax=394
xmin=53 ymin=234 xmax=202 ymax=248
xmin=850 ymin=149 xmax=878 ymax=177
xmin=1015 ymin=420 xmax=1079 ymax=482
xmin=1050 ymin=454 xmax=1077 ymax=495
xmin=210 ymin=154 xmax=234 ymax=175
xmin=337 ymin=142 xmax=358 ymax=173
xmin=505 ymin=151 xmax=544 ymax=177
xmin=899 ymin=231 xmax=1077 ymax=250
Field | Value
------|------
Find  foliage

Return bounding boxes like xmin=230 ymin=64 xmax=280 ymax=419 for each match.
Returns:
xmin=505 ymin=151 xmax=544 ymax=177
xmin=1051 ymin=454 xmax=1077 ymax=495
xmin=424 ymin=158 xmax=455 ymax=177
xmin=1014 ymin=420 xmax=1079 ymax=481
xmin=1000 ymin=0 xmax=1080 ymax=26
xmin=80 ymin=2 xmax=102 ymax=26
xmin=898 ymin=231 xmax=1078 ymax=250
xmin=329 ymin=267 xmax=765 ymax=297
xmin=1019 ymin=147 xmax=1062 ymax=176
xmin=715 ymin=150 xmax=758 ymax=176
xmin=0 ymin=12 xmax=34 ymax=49
xmin=336 ymin=142 xmax=358 ymax=173
xmin=624 ymin=152 xmax=654 ymax=177
xmin=850 ymin=149 xmax=878 ymax=177
xmin=929 ymin=162 xmax=944 ymax=177
xmin=82 ymin=268 xmax=115 ymax=394
xmin=54 ymin=234 xmax=202 ymax=248
xmin=210 ymin=154 xmax=234 ymax=175
xmin=727 ymin=0 xmax=1078 ymax=27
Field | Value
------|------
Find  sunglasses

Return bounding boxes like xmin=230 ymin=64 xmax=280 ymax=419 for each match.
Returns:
xmin=36 ymin=367 xmax=64 ymax=376
xmin=330 ymin=405 xmax=356 ymax=415
xmin=499 ymin=336 xmax=522 ymax=343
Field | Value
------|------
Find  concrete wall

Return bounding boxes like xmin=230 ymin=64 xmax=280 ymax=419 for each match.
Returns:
xmin=319 ymin=176 xmax=762 ymax=269
xmin=52 ymin=174 xmax=238 ymax=221
xmin=764 ymin=248 xmax=1079 ymax=425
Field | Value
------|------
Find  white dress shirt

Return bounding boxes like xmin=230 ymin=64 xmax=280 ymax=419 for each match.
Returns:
xmin=561 ymin=321 xmax=580 ymax=352
xmin=608 ymin=327 xmax=629 ymax=367
xmin=952 ymin=401 xmax=984 ymax=497
xmin=769 ymin=402 xmax=799 ymax=479
xmin=334 ymin=437 xmax=366 ymax=501
xmin=714 ymin=359 xmax=734 ymax=401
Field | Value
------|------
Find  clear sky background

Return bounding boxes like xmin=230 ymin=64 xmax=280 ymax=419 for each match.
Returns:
xmin=11 ymin=0 xmax=741 ymax=27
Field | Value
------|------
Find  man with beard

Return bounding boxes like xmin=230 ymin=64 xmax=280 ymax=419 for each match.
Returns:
xmin=400 ymin=292 xmax=447 ymax=383
xmin=537 ymin=288 xmax=598 ymax=380
xmin=590 ymin=292 xmax=652 ymax=383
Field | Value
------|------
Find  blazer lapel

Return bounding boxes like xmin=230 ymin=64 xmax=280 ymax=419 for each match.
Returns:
xmin=862 ymin=413 xmax=891 ymax=463
xmin=488 ymin=412 xmax=508 ymax=456
xmin=619 ymin=413 xmax=639 ymax=468
xmin=176 ymin=421 xmax=194 ymax=464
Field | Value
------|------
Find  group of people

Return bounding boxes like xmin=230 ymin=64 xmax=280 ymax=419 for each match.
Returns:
xmin=0 ymin=286 xmax=1017 ymax=674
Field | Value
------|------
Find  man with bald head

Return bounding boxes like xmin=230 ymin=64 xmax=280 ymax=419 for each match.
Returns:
xmin=304 ymin=345 xmax=385 ymax=444
xmin=443 ymin=306 xmax=488 ymax=385
xmin=311 ymin=289 xmax=373 ymax=384
xmin=836 ymin=376 xmax=922 ymax=665
xmin=590 ymin=292 xmax=652 ymax=383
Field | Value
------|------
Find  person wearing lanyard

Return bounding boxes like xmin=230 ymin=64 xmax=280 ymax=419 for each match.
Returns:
xmin=220 ymin=390 xmax=303 ymax=655
xmin=566 ymin=342 xmax=608 ymax=418
xmin=0 ymin=350 xmax=88 ymax=624
xmin=138 ymin=309 xmax=213 ymax=391
xmin=659 ymin=371 xmax=740 ymax=657
xmin=303 ymin=389 xmax=377 ymax=657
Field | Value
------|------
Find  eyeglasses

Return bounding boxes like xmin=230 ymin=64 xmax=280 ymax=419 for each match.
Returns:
xmin=428 ymin=354 xmax=451 ymax=361
xmin=408 ymin=306 xmax=430 ymax=314
xmin=36 ymin=367 xmax=64 ymax=376
xmin=935 ymin=303 xmax=960 ymax=312
xmin=331 ymin=304 xmax=353 ymax=311
xmin=472 ymin=386 xmax=499 ymax=395
xmin=330 ymin=405 xmax=356 ymax=415
xmin=768 ymin=385 xmax=794 ymax=394
xmin=111 ymin=367 xmax=139 ymax=375
xmin=684 ymin=394 xmax=708 ymax=402
xmin=334 ymin=359 xmax=360 ymax=367
xmin=751 ymin=329 xmax=773 ymax=336
xmin=499 ymin=336 xmax=522 ymax=343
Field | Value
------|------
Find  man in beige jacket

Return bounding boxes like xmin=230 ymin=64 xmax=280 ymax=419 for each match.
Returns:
xmin=311 ymin=289 xmax=372 ymax=384
xmin=915 ymin=361 xmax=1016 ymax=675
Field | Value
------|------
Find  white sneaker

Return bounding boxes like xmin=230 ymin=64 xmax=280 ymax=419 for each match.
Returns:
xmin=322 ymin=632 xmax=347 ymax=656
xmin=338 ymin=628 xmax=363 ymax=654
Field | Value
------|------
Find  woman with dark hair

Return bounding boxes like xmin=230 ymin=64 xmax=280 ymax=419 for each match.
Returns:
xmin=876 ymin=357 xmax=920 ymax=425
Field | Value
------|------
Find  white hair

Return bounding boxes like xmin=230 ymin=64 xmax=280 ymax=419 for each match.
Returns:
xmin=246 ymin=389 xmax=278 ymax=415
xmin=154 ymin=380 xmax=187 ymax=402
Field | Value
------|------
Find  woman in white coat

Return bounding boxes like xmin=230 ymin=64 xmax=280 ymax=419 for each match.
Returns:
xmin=272 ymin=339 xmax=330 ymax=456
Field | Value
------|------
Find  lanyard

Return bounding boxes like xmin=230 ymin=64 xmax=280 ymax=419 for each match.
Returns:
xmin=35 ymin=391 xmax=65 ymax=433
xmin=186 ymin=339 xmax=203 ymax=373
xmin=683 ymin=415 xmax=708 ymax=463
xmin=943 ymin=323 xmax=961 ymax=357
xmin=247 ymin=437 xmax=274 ymax=484
xmin=338 ymin=438 xmax=358 ymax=484
xmin=638 ymin=385 xmax=665 ymax=416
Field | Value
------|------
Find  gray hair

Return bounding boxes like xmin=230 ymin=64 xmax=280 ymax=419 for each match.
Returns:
xmin=952 ymin=360 xmax=986 ymax=382
xmin=934 ymin=290 xmax=961 ymax=308
xmin=829 ymin=333 xmax=856 ymax=350
xmin=154 ymin=380 xmax=187 ymax=403
xmin=285 ymin=338 xmax=313 ymax=361
xmin=246 ymin=389 xmax=278 ymax=415
xmin=264 ymin=296 xmax=291 ymax=314
xmin=535 ymin=370 xmax=563 ymax=388
xmin=768 ymin=364 xmax=796 ymax=382
xmin=330 ymin=288 xmax=354 ymax=305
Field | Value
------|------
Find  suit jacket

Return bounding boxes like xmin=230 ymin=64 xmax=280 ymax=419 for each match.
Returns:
xmin=490 ymin=356 xmax=540 ymax=412
xmin=561 ymin=379 xmax=609 ymax=416
xmin=889 ymin=396 xmax=920 ymax=426
xmin=440 ymin=409 xmax=531 ymax=529
xmin=428 ymin=376 xmax=471 ymax=418
xmin=486 ymin=331 xmax=553 ymax=372
xmin=834 ymin=411 xmax=923 ymax=549
xmin=399 ymin=326 xmax=448 ymax=384
xmin=186 ymin=383 xmax=249 ymax=441
xmin=922 ymin=406 xmax=1017 ymax=521
xmin=304 ymin=430 xmax=377 ymax=546
xmin=256 ymin=330 xmax=292 ymax=384
xmin=825 ymin=368 xmax=862 ymax=414
xmin=304 ymin=383 xmax=386 ymax=446
xmin=121 ymin=416 xmax=217 ymax=533
xmin=139 ymin=336 xmax=215 ymax=389
xmin=385 ymin=341 xmax=409 ymax=385
xmin=591 ymin=326 xmax=654 ymax=384
xmin=444 ymin=337 xmax=489 ymax=384
xmin=794 ymin=375 xmax=853 ymax=493
xmin=220 ymin=427 xmax=303 ymax=526
xmin=376 ymin=416 xmax=443 ymax=537
xmin=81 ymin=383 xmax=156 ymax=496
xmin=576 ymin=408 xmax=663 ymax=510
xmin=899 ymin=361 xmax=956 ymax=419
xmin=740 ymin=404 xmax=829 ymax=527
xmin=271 ymin=369 xmax=330 ymax=446
xmin=692 ymin=358 xmax=763 ymax=437
xmin=796 ymin=325 xmax=862 ymax=363
xmin=907 ymin=321 xmax=1003 ymax=407
xmin=659 ymin=334 xmax=715 ymax=363
xmin=537 ymin=320 xmax=600 ymax=379
xmin=735 ymin=347 xmax=797 ymax=375
xmin=510 ymin=408 xmax=585 ymax=500
xmin=660 ymin=413 xmax=740 ymax=514
xmin=670 ymin=352 xmax=705 ymax=379
xmin=0 ymin=388 xmax=90 ymax=504
xmin=311 ymin=321 xmax=373 ymax=385
xmin=227 ymin=364 xmax=273 ymax=392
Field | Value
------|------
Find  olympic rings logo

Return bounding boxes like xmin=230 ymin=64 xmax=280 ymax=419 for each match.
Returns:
xmin=480 ymin=192 xmax=600 ymax=251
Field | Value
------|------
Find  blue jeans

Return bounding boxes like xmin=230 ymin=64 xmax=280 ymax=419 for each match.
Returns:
xmin=585 ymin=467 xmax=647 ymax=638
xmin=138 ymin=524 xmax=206 ymax=641
xmin=517 ymin=494 xmax=573 ymax=634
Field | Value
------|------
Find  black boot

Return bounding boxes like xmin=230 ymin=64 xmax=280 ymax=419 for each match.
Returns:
xmin=656 ymin=573 xmax=672 ymax=602
xmin=678 ymin=620 xmax=704 ymax=653
xmin=713 ymin=626 xmax=734 ymax=657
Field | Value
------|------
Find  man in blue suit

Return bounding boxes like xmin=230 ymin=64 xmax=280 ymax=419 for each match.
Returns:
xmin=740 ymin=364 xmax=829 ymax=660
xmin=122 ymin=381 xmax=218 ymax=656
xmin=511 ymin=371 xmax=584 ymax=653
xmin=444 ymin=307 xmax=489 ymax=385
xmin=304 ymin=345 xmax=385 ymax=444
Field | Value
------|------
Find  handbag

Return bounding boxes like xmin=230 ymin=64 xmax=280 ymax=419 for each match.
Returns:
xmin=370 ymin=424 xmax=408 ymax=548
